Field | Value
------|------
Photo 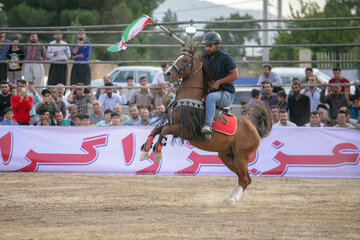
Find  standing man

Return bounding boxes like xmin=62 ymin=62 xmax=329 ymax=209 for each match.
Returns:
xmin=47 ymin=33 xmax=70 ymax=86
xmin=328 ymin=67 xmax=350 ymax=93
xmin=200 ymin=31 xmax=239 ymax=134
xmin=257 ymin=64 xmax=282 ymax=89
xmin=10 ymin=80 xmax=33 ymax=125
xmin=152 ymin=63 xmax=169 ymax=84
xmin=24 ymin=33 xmax=46 ymax=94
xmin=288 ymin=82 xmax=310 ymax=126
xmin=0 ymin=81 xmax=12 ymax=118
xmin=260 ymin=81 xmax=279 ymax=107
xmin=300 ymin=75 xmax=322 ymax=112
xmin=0 ymin=32 xmax=11 ymax=81
xmin=70 ymin=31 xmax=92 ymax=85
xmin=7 ymin=38 xmax=24 ymax=84
xmin=129 ymin=76 xmax=154 ymax=110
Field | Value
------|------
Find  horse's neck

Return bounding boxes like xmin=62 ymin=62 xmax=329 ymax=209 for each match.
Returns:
xmin=176 ymin=72 xmax=204 ymax=100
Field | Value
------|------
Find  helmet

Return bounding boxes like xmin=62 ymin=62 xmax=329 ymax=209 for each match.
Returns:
xmin=202 ymin=31 xmax=222 ymax=44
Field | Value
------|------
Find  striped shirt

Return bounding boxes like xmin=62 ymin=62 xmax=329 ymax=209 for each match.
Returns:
xmin=24 ymin=44 xmax=46 ymax=61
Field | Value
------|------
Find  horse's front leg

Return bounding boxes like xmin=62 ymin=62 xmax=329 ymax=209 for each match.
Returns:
xmin=140 ymin=127 xmax=161 ymax=161
xmin=152 ymin=124 xmax=178 ymax=162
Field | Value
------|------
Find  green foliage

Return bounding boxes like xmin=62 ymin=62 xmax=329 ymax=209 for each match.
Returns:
xmin=270 ymin=0 xmax=360 ymax=66
xmin=60 ymin=9 xmax=101 ymax=26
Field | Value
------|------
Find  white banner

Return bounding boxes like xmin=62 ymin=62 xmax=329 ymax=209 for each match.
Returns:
xmin=0 ymin=126 xmax=359 ymax=178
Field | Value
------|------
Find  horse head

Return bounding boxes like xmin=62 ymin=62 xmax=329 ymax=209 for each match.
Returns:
xmin=164 ymin=45 xmax=201 ymax=86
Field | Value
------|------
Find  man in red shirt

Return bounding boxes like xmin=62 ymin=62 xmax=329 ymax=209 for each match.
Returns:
xmin=328 ymin=67 xmax=350 ymax=93
xmin=10 ymin=79 xmax=33 ymax=125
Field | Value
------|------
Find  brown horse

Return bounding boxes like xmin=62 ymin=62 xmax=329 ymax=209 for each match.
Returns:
xmin=140 ymin=45 xmax=272 ymax=204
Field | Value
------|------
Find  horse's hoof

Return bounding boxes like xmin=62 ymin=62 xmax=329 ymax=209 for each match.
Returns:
xmin=140 ymin=151 xmax=149 ymax=161
xmin=204 ymin=134 xmax=212 ymax=141
xmin=153 ymin=152 xmax=162 ymax=162
xmin=222 ymin=196 xmax=237 ymax=206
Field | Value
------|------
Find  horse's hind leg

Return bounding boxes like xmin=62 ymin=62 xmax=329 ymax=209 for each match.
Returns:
xmin=140 ymin=127 xmax=161 ymax=161
xmin=219 ymin=148 xmax=252 ymax=205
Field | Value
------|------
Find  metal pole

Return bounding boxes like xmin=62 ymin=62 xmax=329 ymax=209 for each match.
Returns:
xmin=277 ymin=0 xmax=282 ymax=28
xmin=263 ymin=0 xmax=269 ymax=62
xmin=151 ymin=18 xmax=186 ymax=46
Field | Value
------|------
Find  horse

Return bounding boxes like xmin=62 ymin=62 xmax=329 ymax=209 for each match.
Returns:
xmin=140 ymin=45 xmax=272 ymax=204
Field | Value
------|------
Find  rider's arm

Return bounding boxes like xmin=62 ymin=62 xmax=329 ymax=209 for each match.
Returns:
xmin=211 ymin=68 xmax=239 ymax=90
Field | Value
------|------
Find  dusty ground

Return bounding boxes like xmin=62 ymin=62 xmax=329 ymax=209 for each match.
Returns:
xmin=0 ymin=173 xmax=359 ymax=240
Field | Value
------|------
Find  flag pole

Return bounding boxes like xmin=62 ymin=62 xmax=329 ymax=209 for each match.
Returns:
xmin=151 ymin=18 xmax=186 ymax=46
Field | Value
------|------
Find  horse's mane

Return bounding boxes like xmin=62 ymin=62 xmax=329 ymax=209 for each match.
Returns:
xmin=180 ymin=45 xmax=214 ymax=97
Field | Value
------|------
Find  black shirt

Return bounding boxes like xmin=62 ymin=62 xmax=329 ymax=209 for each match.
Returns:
xmin=0 ymin=94 xmax=12 ymax=117
xmin=7 ymin=49 xmax=24 ymax=72
xmin=201 ymin=50 xmax=237 ymax=94
xmin=288 ymin=94 xmax=310 ymax=126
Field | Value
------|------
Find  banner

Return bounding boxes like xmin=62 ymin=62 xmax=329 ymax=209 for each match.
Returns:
xmin=0 ymin=126 xmax=359 ymax=178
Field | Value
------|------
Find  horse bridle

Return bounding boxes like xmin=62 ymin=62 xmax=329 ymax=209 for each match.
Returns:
xmin=170 ymin=51 xmax=203 ymax=89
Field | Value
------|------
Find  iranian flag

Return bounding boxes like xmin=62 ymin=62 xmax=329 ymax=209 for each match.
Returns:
xmin=108 ymin=14 xmax=152 ymax=52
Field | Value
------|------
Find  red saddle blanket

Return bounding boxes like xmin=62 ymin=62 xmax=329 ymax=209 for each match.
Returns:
xmin=211 ymin=114 xmax=237 ymax=136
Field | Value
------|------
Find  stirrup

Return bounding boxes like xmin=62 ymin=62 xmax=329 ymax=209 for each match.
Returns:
xmin=201 ymin=124 xmax=211 ymax=135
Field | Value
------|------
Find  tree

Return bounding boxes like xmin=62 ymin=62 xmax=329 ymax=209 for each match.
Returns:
xmin=270 ymin=0 xmax=360 ymax=67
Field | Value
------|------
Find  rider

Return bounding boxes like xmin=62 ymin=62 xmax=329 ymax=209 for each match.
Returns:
xmin=201 ymin=31 xmax=239 ymax=135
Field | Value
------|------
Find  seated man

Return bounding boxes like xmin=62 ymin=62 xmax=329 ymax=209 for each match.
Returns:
xmin=122 ymin=76 xmax=137 ymax=104
xmin=124 ymin=105 xmax=141 ymax=126
xmin=200 ymin=31 xmax=239 ymax=134
xmin=270 ymin=105 xmax=280 ymax=125
xmin=304 ymin=111 xmax=324 ymax=127
xmin=129 ymin=76 xmax=154 ymax=110
xmin=98 ymin=82 xmax=127 ymax=110
xmin=112 ymin=103 xmax=130 ymax=125
xmin=260 ymin=81 xmax=278 ymax=107
xmin=273 ymin=109 xmax=297 ymax=127
xmin=334 ymin=110 xmax=355 ymax=128
xmin=54 ymin=110 xmax=75 ymax=126
xmin=34 ymin=109 xmax=55 ymax=126
xmin=90 ymin=100 xmax=104 ymax=125
xmin=317 ymin=104 xmax=337 ymax=127
xmin=67 ymin=83 xmax=96 ymax=115
xmin=80 ymin=113 xmax=91 ymax=126
xmin=95 ymin=76 xmax=117 ymax=99
xmin=134 ymin=107 xmax=152 ymax=126
xmin=36 ymin=88 xmax=60 ymax=121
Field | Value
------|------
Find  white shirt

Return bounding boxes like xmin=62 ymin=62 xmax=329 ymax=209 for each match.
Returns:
xmin=47 ymin=40 xmax=71 ymax=61
xmin=304 ymin=122 xmax=324 ymax=127
xmin=300 ymin=87 xmax=322 ymax=113
xmin=99 ymin=93 xmax=127 ymax=110
xmin=152 ymin=71 xmax=165 ymax=84
xmin=274 ymin=121 xmax=297 ymax=127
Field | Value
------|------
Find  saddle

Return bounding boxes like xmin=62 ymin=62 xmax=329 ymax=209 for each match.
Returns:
xmin=212 ymin=106 xmax=237 ymax=136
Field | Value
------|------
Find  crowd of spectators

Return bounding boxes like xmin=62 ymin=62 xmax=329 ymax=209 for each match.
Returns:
xmin=0 ymin=31 xmax=359 ymax=130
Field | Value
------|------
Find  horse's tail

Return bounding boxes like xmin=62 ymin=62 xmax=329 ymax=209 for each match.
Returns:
xmin=249 ymin=100 xmax=273 ymax=138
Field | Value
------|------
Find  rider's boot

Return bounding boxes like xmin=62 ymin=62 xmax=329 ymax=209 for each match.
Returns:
xmin=201 ymin=123 xmax=212 ymax=135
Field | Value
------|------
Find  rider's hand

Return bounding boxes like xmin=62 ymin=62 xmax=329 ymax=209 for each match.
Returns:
xmin=210 ymin=81 xmax=220 ymax=91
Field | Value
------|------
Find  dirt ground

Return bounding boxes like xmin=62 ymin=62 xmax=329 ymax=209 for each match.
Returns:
xmin=0 ymin=173 xmax=359 ymax=240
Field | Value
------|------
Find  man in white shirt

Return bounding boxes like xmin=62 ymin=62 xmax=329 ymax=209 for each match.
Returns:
xmin=47 ymin=33 xmax=70 ymax=85
xmin=98 ymin=82 xmax=127 ymax=110
xmin=304 ymin=111 xmax=324 ymax=127
xmin=300 ymin=75 xmax=322 ymax=112
xmin=152 ymin=63 xmax=169 ymax=84
xmin=274 ymin=109 xmax=297 ymax=127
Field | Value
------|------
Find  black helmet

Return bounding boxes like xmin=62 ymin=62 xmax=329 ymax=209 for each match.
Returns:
xmin=202 ymin=31 xmax=221 ymax=44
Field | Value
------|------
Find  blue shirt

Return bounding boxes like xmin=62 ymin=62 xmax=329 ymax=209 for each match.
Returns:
xmin=28 ymin=91 xmax=42 ymax=117
xmin=71 ymin=40 xmax=92 ymax=61
xmin=1 ymin=119 xmax=18 ymax=126
xmin=96 ymin=120 xmax=112 ymax=126
xmin=201 ymin=50 xmax=237 ymax=94
xmin=0 ymin=39 xmax=11 ymax=60
xmin=261 ymin=93 xmax=279 ymax=107
xmin=257 ymin=72 xmax=282 ymax=85
xmin=98 ymin=93 xmax=127 ymax=110
xmin=349 ymin=105 xmax=359 ymax=120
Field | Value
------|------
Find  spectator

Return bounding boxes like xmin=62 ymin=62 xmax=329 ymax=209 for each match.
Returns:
xmin=339 ymin=106 xmax=356 ymax=127
xmin=304 ymin=111 xmax=324 ymax=127
xmin=301 ymin=67 xmax=313 ymax=85
xmin=129 ymin=76 xmax=154 ymax=110
xmin=0 ymin=81 xmax=12 ymax=118
xmin=24 ymin=33 xmax=46 ymax=94
xmin=288 ymin=82 xmax=310 ymax=126
xmin=67 ymin=83 xmax=95 ymax=115
xmin=257 ymin=64 xmax=282 ymax=92
xmin=152 ymin=63 xmax=169 ymax=84
xmin=152 ymin=83 xmax=175 ymax=108
xmin=54 ymin=110 xmax=75 ymax=126
xmin=95 ymin=76 xmax=117 ymax=99
xmin=7 ymin=38 xmax=24 ymax=84
xmin=98 ymin=82 xmax=127 ymax=110
xmin=0 ymin=32 xmax=11 ymax=81
xmin=74 ymin=113 xmax=82 ymax=126
xmin=260 ymin=81 xmax=278 ymax=107
xmin=96 ymin=109 xmax=113 ymax=126
xmin=122 ymin=76 xmax=137 ymax=104
xmin=90 ymin=100 xmax=104 ymax=125
xmin=110 ymin=112 xmax=121 ymax=126
xmin=112 ymin=103 xmax=130 ymax=125
xmin=10 ymin=85 xmax=16 ymax=95
xmin=334 ymin=110 xmax=355 ymax=128
xmin=328 ymin=67 xmax=350 ymax=93
xmin=248 ymin=89 xmax=260 ymax=107
xmin=80 ymin=113 xmax=91 ymax=126
xmin=124 ymin=105 xmax=141 ymax=126
xmin=240 ymin=109 xmax=250 ymax=120
xmin=356 ymin=118 xmax=360 ymax=130
xmin=50 ymin=87 xmax=67 ymax=118
xmin=56 ymin=83 xmax=70 ymax=108
xmin=320 ymin=84 xmax=350 ymax=120
xmin=10 ymin=80 xmax=33 ymax=125
xmin=47 ymin=33 xmax=70 ymax=85
xmin=70 ymin=31 xmax=92 ymax=85
xmin=300 ymin=75 xmax=322 ymax=112
xmin=67 ymin=104 xmax=78 ymax=123
xmin=134 ymin=107 xmax=152 ymax=126
xmin=276 ymin=90 xmax=288 ymax=110
xmin=270 ymin=105 xmax=280 ymax=124
xmin=34 ymin=109 xmax=55 ymax=126
xmin=273 ymin=109 xmax=297 ymax=127
xmin=349 ymin=96 xmax=360 ymax=120
xmin=27 ymin=80 xmax=42 ymax=125
xmin=36 ymin=88 xmax=60 ymax=121
xmin=149 ymin=104 xmax=166 ymax=124
xmin=1 ymin=108 xmax=18 ymax=126
xmin=317 ymin=104 xmax=336 ymax=127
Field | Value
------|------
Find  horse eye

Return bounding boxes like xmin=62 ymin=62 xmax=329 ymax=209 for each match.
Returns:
xmin=182 ymin=59 xmax=188 ymax=63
